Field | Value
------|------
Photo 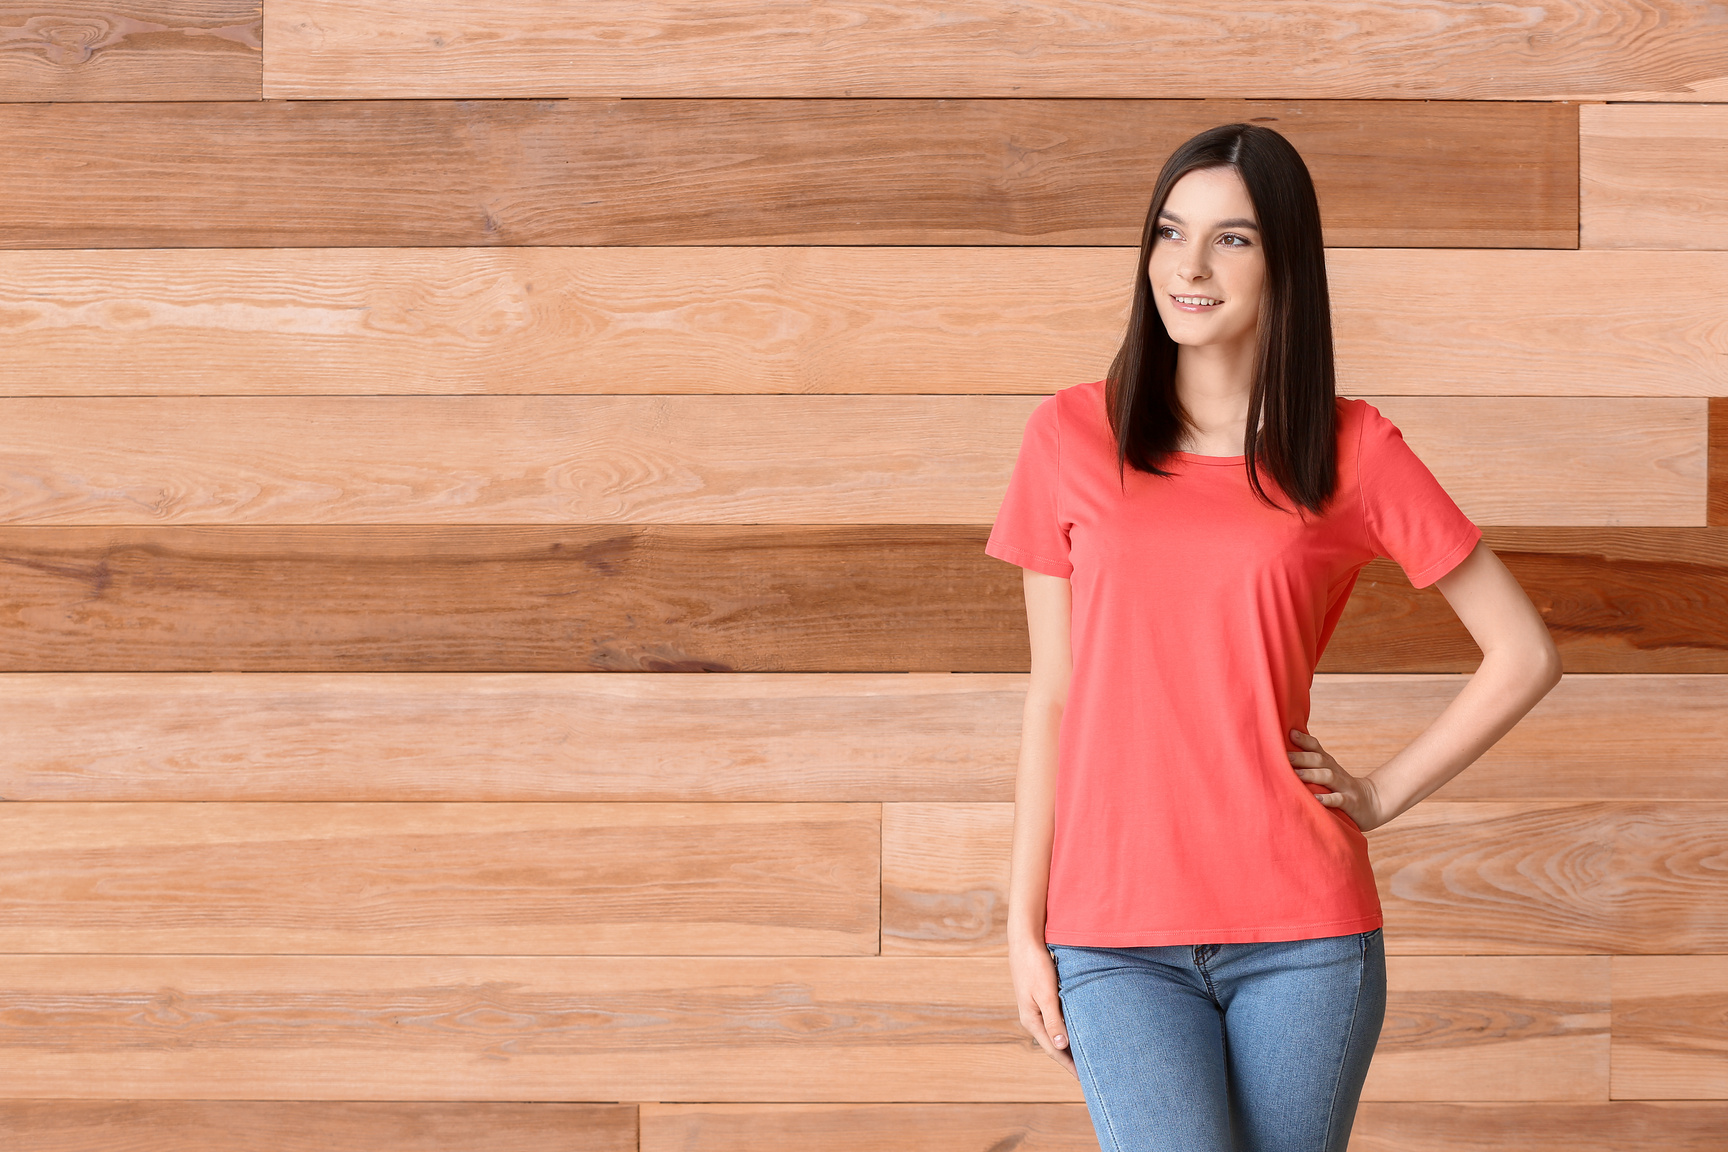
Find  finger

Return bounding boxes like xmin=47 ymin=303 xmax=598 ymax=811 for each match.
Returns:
xmin=1037 ymin=989 xmax=1069 ymax=1052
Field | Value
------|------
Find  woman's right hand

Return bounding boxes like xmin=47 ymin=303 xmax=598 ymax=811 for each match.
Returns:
xmin=1010 ymin=936 xmax=1076 ymax=1076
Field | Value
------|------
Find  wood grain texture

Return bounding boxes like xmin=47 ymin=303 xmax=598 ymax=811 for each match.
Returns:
xmin=1582 ymin=104 xmax=1728 ymax=250
xmin=0 ymin=396 xmax=1700 ymax=525
xmin=640 ymin=1102 xmax=1728 ymax=1152
xmin=1350 ymin=1102 xmax=1728 ymax=1150
xmin=0 ymin=955 xmax=1082 ymax=1102
xmin=1611 ymin=956 xmax=1728 ymax=1100
xmin=9 ymin=671 xmax=1725 ymax=804
xmin=0 ymin=802 xmax=879 ymax=954
xmin=880 ymin=803 xmax=1728 ymax=955
xmin=1370 ymin=956 xmax=1609 ymax=1102
xmin=0 ymin=672 xmax=1023 ymax=802
xmin=641 ymin=1103 xmax=1097 ymax=1152
xmin=261 ymin=0 xmax=1728 ymax=102
xmin=0 ymin=98 xmax=1576 ymax=249
xmin=0 ymin=3 xmax=259 ymax=102
xmin=0 ymin=1101 xmax=636 ymax=1152
xmin=9 ymin=247 xmax=1728 ymax=398
xmin=0 ymin=955 xmax=1603 ymax=1102
xmin=1333 ymin=527 xmax=1728 ymax=675
xmin=3 ymin=526 xmax=1727 ymax=674
xmin=882 ymin=803 xmax=1009 ymax=956
xmin=1710 ymin=397 xmax=1728 ymax=526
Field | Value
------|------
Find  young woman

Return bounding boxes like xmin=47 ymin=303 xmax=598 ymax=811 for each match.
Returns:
xmin=986 ymin=123 xmax=1563 ymax=1152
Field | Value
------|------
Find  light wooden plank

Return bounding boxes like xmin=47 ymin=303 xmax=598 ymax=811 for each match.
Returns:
xmin=1583 ymin=105 xmax=1728 ymax=250
xmin=0 ymin=955 xmax=1603 ymax=1102
xmin=641 ymin=1102 xmax=1728 ymax=1152
xmin=261 ymin=0 xmax=1728 ymax=102
xmin=0 ymin=3 xmax=260 ymax=103
xmin=8 ymin=247 xmax=1727 ymax=398
xmin=1369 ymin=956 xmax=1609 ymax=1102
xmin=0 ymin=802 xmax=879 ymax=954
xmin=0 ymin=672 xmax=1022 ymax=802
xmin=1611 ymin=956 xmax=1728 ymax=1100
xmin=641 ymin=1103 xmax=1096 ymax=1152
xmin=882 ymin=803 xmax=1009 ymax=956
xmin=0 ymin=99 xmax=1574 ymax=249
xmin=0 ymin=396 xmax=1700 ymax=525
xmin=6 ymin=672 xmax=1727 ymax=804
xmin=882 ymin=803 xmax=1728 ymax=954
xmin=0 ymin=1101 xmax=636 ymax=1152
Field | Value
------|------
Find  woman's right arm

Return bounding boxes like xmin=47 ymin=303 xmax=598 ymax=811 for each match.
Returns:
xmin=1008 ymin=567 xmax=1076 ymax=1076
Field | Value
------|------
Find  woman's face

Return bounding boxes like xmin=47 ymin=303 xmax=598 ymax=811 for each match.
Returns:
xmin=1146 ymin=166 xmax=1266 ymax=353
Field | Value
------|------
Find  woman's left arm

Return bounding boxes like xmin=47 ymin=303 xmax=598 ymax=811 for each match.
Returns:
xmin=1289 ymin=539 xmax=1564 ymax=833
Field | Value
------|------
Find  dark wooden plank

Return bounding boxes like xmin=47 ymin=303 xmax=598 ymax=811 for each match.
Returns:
xmin=0 ymin=955 xmax=1603 ymax=1101
xmin=262 ymin=0 xmax=1728 ymax=104
xmin=640 ymin=1102 xmax=1728 ymax=1152
xmin=8 ymin=248 xmax=1724 ymax=398
xmin=0 ymin=802 xmax=879 ymax=954
xmin=1583 ymin=105 xmax=1728 ymax=250
xmin=0 ymin=396 xmax=1690 ymax=526
xmin=0 ymin=1101 xmax=635 ymax=1152
xmin=883 ymin=802 xmax=1728 ymax=955
xmin=0 ymin=3 xmax=259 ymax=102
xmin=0 ymin=98 xmax=1575 ymax=248
xmin=1611 ymin=956 xmax=1728 ymax=1100
xmin=4 ymin=526 xmax=1728 ymax=674
xmin=7 ymin=671 xmax=1728 ymax=804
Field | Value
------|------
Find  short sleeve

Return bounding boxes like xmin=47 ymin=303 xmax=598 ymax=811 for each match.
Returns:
xmin=985 ymin=393 xmax=1072 ymax=577
xmin=1357 ymin=402 xmax=1482 ymax=588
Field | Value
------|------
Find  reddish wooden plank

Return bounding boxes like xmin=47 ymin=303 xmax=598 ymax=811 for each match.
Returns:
xmin=0 ymin=99 xmax=1575 ymax=248
xmin=0 ymin=802 xmax=880 ymax=955
xmin=1611 ymin=956 xmax=1728 ymax=1100
xmin=0 ymin=1101 xmax=635 ymax=1152
xmin=262 ymin=0 xmax=1728 ymax=103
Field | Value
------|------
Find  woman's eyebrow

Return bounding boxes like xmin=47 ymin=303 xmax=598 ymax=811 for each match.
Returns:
xmin=1157 ymin=209 xmax=1261 ymax=231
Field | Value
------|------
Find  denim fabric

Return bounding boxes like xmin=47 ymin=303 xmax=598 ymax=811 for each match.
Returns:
xmin=1049 ymin=929 xmax=1385 ymax=1152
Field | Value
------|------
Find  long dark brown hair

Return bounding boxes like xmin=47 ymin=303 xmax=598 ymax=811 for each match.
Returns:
xmin=1105 ymin=123 xmax=1337 ymax=517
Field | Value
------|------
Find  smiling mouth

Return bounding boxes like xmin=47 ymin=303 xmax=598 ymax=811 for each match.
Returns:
xmin=1171 ymin=294 xmax=1223 ymax=305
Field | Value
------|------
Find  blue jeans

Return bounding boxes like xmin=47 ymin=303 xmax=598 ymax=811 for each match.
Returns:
xmin=1050 ymin=928 xmax=1385 ymax=1152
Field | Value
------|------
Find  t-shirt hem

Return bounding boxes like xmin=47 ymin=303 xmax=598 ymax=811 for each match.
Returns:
xmin=1406 ymin=523 xmax=1483 ymax=589
xmin=984 ymin=539 xmax=1073 ymax=578
xmin=1045 ymin=910 xmax=1384 ymax=946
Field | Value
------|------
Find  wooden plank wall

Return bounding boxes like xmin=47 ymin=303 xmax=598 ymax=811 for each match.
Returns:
xmin=1 ymin=3 xmax=1725 ymax=1149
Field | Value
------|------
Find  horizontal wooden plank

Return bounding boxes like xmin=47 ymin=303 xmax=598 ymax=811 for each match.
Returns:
xmin=883 ymin=802 xmax=1728 ymax=955
xmin=641 ymin=1102 xmax=1728 ymax=1152
xmin=0 ymin=3 xmax=260 ymax=103
xmin=1 ymin=526 xmax=1726 ymax=674
xmin=9 ymin=247 xmax=1728 ymax=398
xmin=0 ymin=1101 xmax=635 ymax=1152
xmin=1611 ymin=956 xmax=1728 ymax=1100
xmin=261 ymin=0 xmax=1728 ymax=102
xmin=0 ymin=802 xmax=878 ymax=954
xmin=0 ymin=99 xmax=1574 ymax=249
xmin=1583 ymin=105 xmax=1728 ymax=250
xmin=0 ymin=672 xmax=1022 ymax=801
xmin=10 ymin=671 xmax=1727 ymax=804
xmin=0 ymin=955 xmax=1602 ymax=1101
xmin=0 ymin=396 xmax=1699 ymax=525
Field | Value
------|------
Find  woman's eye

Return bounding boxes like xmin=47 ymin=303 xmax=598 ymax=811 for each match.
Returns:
xmin=1221 ymin=234 xmax=1251 ymax=247
xmin=1156 ymin=226 xmax=1180 ymax=240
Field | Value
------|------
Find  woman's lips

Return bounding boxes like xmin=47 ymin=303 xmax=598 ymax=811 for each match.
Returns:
xmin=1170 ymin=293 xmax=1223 ymax=312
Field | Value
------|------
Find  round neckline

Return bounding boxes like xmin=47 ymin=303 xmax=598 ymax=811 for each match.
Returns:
xmin=1173 ymin=450 xmax=1246 ymax=466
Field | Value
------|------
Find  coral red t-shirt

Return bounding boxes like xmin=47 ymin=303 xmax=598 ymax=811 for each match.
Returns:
xmin=986 ymin=379 xmax=1482 ymax=945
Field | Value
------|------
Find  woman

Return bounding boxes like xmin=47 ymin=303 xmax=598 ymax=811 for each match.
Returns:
xmin=986 ymin=123 xmax=1562 ymax=1152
